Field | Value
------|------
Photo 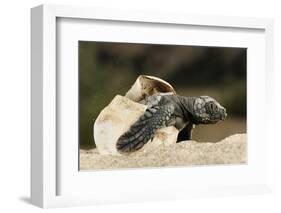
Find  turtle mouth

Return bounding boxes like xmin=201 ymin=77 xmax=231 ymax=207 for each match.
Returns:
xmin=221 ymin=113 xmax=227 ymax=120
xmin=209 ymin=111 xmax=227 ymax=123
xmin=220 ymin=108 xmax=227 ymax=121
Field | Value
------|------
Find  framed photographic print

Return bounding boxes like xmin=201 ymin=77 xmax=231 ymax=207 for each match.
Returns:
xmin=31 ymin=4 xmax=274 ymax=208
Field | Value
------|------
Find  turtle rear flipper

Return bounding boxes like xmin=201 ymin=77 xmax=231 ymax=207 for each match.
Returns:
xmin=116 ymin=104 xmax=174 ymax=153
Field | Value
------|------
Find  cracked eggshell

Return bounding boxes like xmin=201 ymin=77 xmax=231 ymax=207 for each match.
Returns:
xmin=125 ymin=75 xmax=176 ymax=102
xmin=94 ymin=95 xmax=179 ymax=155
xmin=94 ymin=95 xmax=146 ymax=155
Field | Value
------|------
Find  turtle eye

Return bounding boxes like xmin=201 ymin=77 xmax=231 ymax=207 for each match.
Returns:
xmin=206 ymin=102 xmax=218 ymax=114
xmin=213 ymin=104 xmax=218 ymax=112
xmin=211 ymin=103 xmax=214 ymax=111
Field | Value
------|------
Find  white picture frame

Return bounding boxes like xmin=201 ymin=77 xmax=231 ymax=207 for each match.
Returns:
xmin=31 ymin=4 xmax=274 ymax=208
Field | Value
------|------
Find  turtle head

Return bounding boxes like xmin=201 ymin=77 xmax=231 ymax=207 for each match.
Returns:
xmin=192 ymin=96 xmax=227 ymax=124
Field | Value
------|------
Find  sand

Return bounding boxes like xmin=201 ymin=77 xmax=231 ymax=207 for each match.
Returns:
xmin=80 ymin=134 xmax=246 ymax=170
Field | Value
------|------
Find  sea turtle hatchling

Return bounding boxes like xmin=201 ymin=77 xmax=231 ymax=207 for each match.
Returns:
xmin=116 ymin=93 xmax=227 ymax=153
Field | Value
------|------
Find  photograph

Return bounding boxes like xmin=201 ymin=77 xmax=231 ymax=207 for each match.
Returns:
xmin=27 ymin=2 xmax=277 ymax=209
xmin=78 ymin=41 xmax=247 ymax=170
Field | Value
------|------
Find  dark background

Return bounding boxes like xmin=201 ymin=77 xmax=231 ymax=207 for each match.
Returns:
xmin=79 ymin=41 xmax=246 ymax=149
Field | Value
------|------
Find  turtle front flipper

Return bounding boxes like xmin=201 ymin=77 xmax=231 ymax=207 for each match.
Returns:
xmin=176 ymin=122 xmax=194 ymax=143
xmin=116 ymin=104 xmax=174 ymax=153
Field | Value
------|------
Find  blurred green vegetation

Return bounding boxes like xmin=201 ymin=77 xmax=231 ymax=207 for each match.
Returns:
xmin=79 ymin=41 xmax=246 ymax=149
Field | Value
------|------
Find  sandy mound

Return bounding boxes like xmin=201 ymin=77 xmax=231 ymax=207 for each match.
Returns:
xmin=80 ymin=134 xmax=246 ymax=170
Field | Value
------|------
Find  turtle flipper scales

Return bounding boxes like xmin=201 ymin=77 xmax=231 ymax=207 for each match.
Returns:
xmin=116 ymin=104 xmax=174 ymax=153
